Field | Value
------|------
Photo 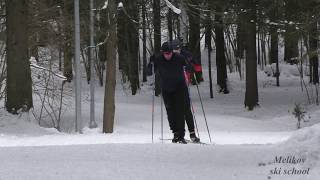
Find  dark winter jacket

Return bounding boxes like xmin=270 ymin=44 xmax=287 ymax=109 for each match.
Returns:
xmin=181 ymin=49 xmax=193 ymax=62
xmin=154 ymin=53 xmax=188 ymax=92
xmin=180 ymin=49 xmax=193 ymax=73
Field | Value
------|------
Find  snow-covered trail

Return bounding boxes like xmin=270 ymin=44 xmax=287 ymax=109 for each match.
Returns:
xmin=1 ymin=143 xmax=318 ymax=180
xmin=0 ymin=144 xmax=276 ymax=180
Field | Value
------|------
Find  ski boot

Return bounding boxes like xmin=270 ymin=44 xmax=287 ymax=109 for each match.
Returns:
xmin=190 ymin=132 xmax=200 ymax=143
xmin=172 ymin=133 xmax=187 ymax=144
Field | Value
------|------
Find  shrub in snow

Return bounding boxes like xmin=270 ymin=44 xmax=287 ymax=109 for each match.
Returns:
xmin=264 ymin=63 xmax=281 ymax=77
xmin=29 ymin=53 xmax=71 ymax=131
xmin=292 ymin=103 xmax=306 ymax=129
xmin=264 ymin=64 xmax=273 ymax=77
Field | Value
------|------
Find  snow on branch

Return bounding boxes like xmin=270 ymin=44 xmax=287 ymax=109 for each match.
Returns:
xmin=102 ymin=0 xmax=108 ymax=9
xmin=30 ymin=57 xmax=67 ymax=81
xmin=118 ymin=2 xmax=123 ymax=8
xmin=163 ymin=0 xmax=181 ymax=14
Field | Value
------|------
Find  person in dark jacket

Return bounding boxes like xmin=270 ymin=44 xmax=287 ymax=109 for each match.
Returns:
xmin=154 ymin=42 xmax=188 ymax=144
xmin=171 ymin=39 xmax=200 ymax=143
xmin=172 ymin=40 xmax=203 ymax=85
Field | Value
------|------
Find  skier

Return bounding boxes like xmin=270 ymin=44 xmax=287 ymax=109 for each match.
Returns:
xmin=171 ymin=39 xmax=200 ymax=143
xmin=154 ymin=42 xmax=188 ymax=144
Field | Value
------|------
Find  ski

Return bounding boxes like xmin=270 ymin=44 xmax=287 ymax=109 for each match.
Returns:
xmin=159 ymin=138 xmax=208 ymax=145
xmin=185 ymin=139 xmax=208 ymax=145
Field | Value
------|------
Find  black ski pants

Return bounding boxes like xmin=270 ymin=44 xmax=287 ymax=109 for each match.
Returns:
xmin=162 ymin=87 xmax=186 ymax=138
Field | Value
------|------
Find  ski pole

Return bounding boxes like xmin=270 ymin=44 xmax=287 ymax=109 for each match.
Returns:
xmin=160 ymin=94 xmax=164 ymax=143
xmin=189 ymin=98 xmax=200 ymax=140
xmin=193 ymin=73 xmax=212 ymax=144
xmin=151 ymin=64 xmax=155 ymax=143
xmin=183 ymin=66 xmax=200 ymax=140
xmin=184 ymin=74 xmax=200 ymax=140
xmin=152 ymin=87 xmax=155 ymax=143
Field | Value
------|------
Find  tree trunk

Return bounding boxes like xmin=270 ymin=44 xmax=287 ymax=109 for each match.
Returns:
xmin=205 ymin=2 xmax=213 ymax=98
xmin=270 ymin=27 xmax=278 ymax=64
xmin=236 ymin=16 xmax=245 ymax=60
xmin=284 ymin=0 xmax=299 ymax=64
xmin=58 ymin=7 xmax=63 ymax=71
xmin=6 ymin=0 xmax=33 ymax=114
xmin=178 ymin=0 xmax=188 ymax=45
xmin=142 ymin=0 xmax=147 ymax=82
xmin=96 ymin=7 xmax=108 ymax=86
xmin=187 ymin=0 xmax=201 ymax=64
xmin=309 ymin=21 xmax=319 ymax=84
xmin=236 ymin=3 xmax=245 ymax=79
xmin=214 ymin=5 xmax=229 ymax=93
xmin=103 ymin=0 xmax=117 ymax=133
xmin=62 ymin=0 xmax=73 ymax=82
xmin=284 ymin=26 xmax=299 ymax=64
xmin=269 ymin=0 xmax=280 ymax=86
xmin=153 ymin=0 xmax=161 ymax=53
xmin=204 ymin=18 xmax=211 ymax=49
xmin=117 ymin=1 xmax=127 ymax=72
xmin=153 ymin=0 xmax=161 ymax=96
xmin=244 ymin=0 xmax=259 ymax=110
xmin=127 ymin=0 xmax=140 ymax=95
xmin=168 ymin=10 xmax=173 ymax=41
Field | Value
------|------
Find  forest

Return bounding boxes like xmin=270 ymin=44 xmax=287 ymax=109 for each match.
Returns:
xmin=1 ymin=0 xmax=319 ymax=132
xmin=1 ymin=1 xmax=320 ymax=179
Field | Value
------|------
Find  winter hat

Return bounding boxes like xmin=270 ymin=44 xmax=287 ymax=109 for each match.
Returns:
xmin=171 ymin=39 xmax=181 ymax=50
xmin=161 ymin=42 xmax=173 ymax=52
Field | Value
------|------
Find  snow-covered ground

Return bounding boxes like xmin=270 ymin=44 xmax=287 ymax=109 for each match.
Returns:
xmin=0 ymin=58 xmax=319 ymax=179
